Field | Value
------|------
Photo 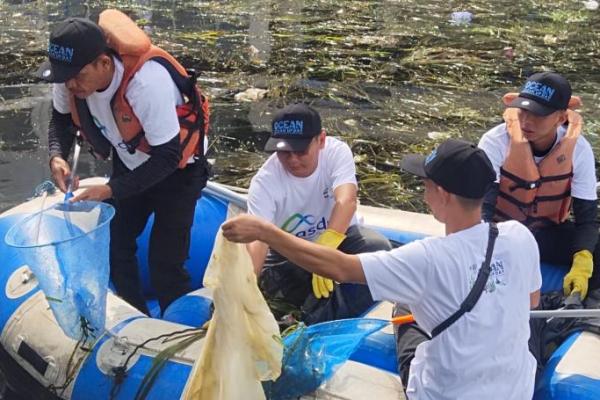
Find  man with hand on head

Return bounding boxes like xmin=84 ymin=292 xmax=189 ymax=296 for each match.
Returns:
xmin=223 ymin=138 xmax=541 ymax=399
xmin=478 ymin=72 xmax=600 ymax=301
xmin=37 ymin=11 xmax=211 ymax=315
xmin=245 ymin=103 xmax=391 ymax=325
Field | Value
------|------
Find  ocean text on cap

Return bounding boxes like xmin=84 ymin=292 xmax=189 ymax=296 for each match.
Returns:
xmin=522 ymin=81 xmax=555 ymax=102
xmin=49 ymin=43 xmax=74 ymax=63
xmin=425 ymin=149 xmax=437 ymax=165
xmin=273 ymin=120 xmax=304 ymax=135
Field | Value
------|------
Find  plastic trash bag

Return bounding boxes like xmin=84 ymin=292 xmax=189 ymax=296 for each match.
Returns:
xmin=5 ymin=201 xmax=114 ymax=340
xmin=183 ymin=230 xmax=282 ymax=400
xmin=264 ymin=318 xmax=388 ymax=400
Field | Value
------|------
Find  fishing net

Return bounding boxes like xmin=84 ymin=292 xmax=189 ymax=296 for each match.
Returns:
xmin=5 ymin=201 xmax=114 ymax=340
xmin=264 ymin=318 xmax=388 ymax=399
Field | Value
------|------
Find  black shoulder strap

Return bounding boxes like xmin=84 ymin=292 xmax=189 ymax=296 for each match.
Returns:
xmin=74 ymin=98 xmax=112 ymax=159
xmin=430 ymin=222 xmax=499 ymax=339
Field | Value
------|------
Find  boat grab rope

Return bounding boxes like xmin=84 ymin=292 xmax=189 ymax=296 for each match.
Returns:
xmin=47 ymin=317 xmax=97 ymax=397
xmin=109 ymin=326 xmax=207 ymax=400
xmin=32 ymin=180 xmax=57 ymax=198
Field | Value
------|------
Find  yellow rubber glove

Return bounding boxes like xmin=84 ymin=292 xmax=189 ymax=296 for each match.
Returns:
xmin=564 ymin=250 xmax=593 ymax=300
xmin=311 ymin=229 xmax=347 ymax=299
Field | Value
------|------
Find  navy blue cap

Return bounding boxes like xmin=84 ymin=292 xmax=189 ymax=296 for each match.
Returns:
xmin=36 ymin=17 xmax=107 ymax=83
xmin=401 ymin=139 xmax=495 ymax=199
xmin=509 ymin=72 xmax=572 ymax=116
xmin=265 ymin=104 xmax=322 ymax=152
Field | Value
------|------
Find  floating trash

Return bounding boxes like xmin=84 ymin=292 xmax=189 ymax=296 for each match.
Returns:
xmin=450 ymin=11 xmax=473 ymax=25
xmin=583 ymin=1 xmax=599 ymax=10
xmin=544 ymin=35 xmax=558 ymax=45
xmin=427 ymin=131 xmax=450 ymax=140
xmin=502 ymin=47 xmax=515 ymax=61
xmin=234 ymin=88 xmax=268 ymax=103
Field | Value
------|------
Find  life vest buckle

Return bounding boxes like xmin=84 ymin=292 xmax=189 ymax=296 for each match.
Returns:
xmin=509 ymin=179 xmax=540 ymax=192
xmin=118 ymin=133 xmax=144 ymax=155
xmin=528 ymin=180 xmax=540 ymax=189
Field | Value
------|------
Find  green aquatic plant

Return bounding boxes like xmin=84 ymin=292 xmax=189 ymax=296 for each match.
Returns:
xmin=0 ymin=0 xmax=599 ymax=213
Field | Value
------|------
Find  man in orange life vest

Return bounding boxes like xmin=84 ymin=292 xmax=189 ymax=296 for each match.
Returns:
xmin=479 ymin=72 xmax=600 ymax=300
xmin=36 ymin=11 xmax=211 ymax=315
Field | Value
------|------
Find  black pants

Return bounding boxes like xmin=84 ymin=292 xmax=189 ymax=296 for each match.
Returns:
xmin=534 ymin=221 xmax=600 ymax=290
xmin=259 ymin=224 xmax=392 ymax=325
xmin=392 ymin=303 xmax=429 ymax=386
xmin=109 ymin=157 xmax=209 ymax=315
xmin=529 ymin=222 xmax=600 ymax=382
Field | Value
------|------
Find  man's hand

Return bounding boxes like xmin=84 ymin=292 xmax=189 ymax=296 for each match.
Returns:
xmin=222 ymin=214 xmax=270 ymax=243
xmin=564 ymin=250 xmax=593 ymax=300
xmin=50 ymin=156 xmax=78 ymax=193
xmin=70 ymin=184 xmax=113 ymax=202
xmin=566 ymin=109 xmax=583 ymax=127
xmin=502 ymin=107 xmax=519 ymax=124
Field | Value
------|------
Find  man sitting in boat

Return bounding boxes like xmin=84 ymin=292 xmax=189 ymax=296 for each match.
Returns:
xmin=245 ymin=103 xmax=391 ymax=325
xmin=223 ymin=138 xmax=541 ymax=399
xmin=36 ymin=10 xmax=211 ymax=315
xmin=478 ymin=72 xmax=600 ymax=301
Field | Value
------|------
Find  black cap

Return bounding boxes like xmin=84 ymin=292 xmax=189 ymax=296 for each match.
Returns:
xmin=264 ymin=104 xmax=322 ymax=152
xmin=508 ymin=72 xmax=572 ymax=116
xmin=36 ymin=17 xmax=107 ymax=83
xmin=401 ymin=139 xmax=495 ymax=199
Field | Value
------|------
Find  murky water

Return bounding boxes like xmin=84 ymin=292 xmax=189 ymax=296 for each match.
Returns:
xmin=0 ymin=0 xmax=599 ymax=213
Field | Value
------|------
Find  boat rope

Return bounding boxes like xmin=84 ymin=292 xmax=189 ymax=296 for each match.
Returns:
xmin=109 ymin=326 xmax=207 ymax=400
xmin=32 ymin=180 xmax=57 ymax=198
xmin=47 ymin=317 xmax=97 ymax=397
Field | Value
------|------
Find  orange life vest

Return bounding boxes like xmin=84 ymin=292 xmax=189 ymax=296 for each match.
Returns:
xmin=69 ymin=9 xmax=209 ymax=169
xmin=494 ymin=110 xmax=582 ymax=229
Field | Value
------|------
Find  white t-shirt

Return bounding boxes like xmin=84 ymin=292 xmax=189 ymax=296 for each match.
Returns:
xmin=53 ymin=57 xmax=183 ymax=170
xmin=360 ymin=221 xmax=541 ymax=400
xmin=248 ymin=136 xmax=358 ymax=240
xmin=478 ymin=123 xmax=597 ymax=200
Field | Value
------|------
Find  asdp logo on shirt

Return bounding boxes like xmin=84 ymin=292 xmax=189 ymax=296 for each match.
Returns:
xmin=281 ymin=213 xmax=327 ymax=239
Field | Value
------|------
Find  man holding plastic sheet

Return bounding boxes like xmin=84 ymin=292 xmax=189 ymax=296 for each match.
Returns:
xmin=245 ymin=103 xmax=391 ymax=325
xmin=223 ymin=139 xmax=542 ymax=399
xmin=37 ymin=11 xmax=211 ymax=315
xmin=478 ymin=72 xmax=600 ymax=301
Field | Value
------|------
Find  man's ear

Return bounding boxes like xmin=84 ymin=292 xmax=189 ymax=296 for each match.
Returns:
xmin=317 ymin=129 xmax=326 ymax=149
xmin=557 ymin=110 xmax=569 ymax=125
xmin=97 ymin=53 xmax=112 ymax=69
xmin=437 ymin=185 xmax=451 ymax=205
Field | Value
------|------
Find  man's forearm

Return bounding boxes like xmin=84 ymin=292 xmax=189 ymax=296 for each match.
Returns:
xmin=246 ymin=241 xmax=269 ymax=275
xmin=327 ymin=184 xmax=357 ymax=233
xmin=48 ymin=108 xmax=75 ymax=160
xmin=572 ymin=197 xmax=599 ymax=255
xmin=261 ymin=223 xmax=365 ymax=283
xmin=108 ymin=134 xmax=180 ymax=199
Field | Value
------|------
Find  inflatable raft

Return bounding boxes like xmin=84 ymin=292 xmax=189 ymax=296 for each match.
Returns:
xmin=0 ymin=178 xmax=402 ymax=400
xmin=0 ymin=178 xmax=598 ymax=399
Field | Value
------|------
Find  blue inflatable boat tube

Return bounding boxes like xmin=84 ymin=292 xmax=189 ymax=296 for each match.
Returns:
xmin=0 ymin=178 xmax=597 ymax=399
